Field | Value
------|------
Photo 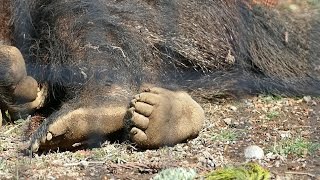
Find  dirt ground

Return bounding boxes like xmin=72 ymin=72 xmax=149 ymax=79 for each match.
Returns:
xmin=1 ymin=95 xmax=320 ymax=179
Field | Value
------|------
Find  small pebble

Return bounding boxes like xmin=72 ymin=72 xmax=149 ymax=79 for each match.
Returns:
xmin=244 ymin=145 xmax=264 ymax=160
xmin=279 ymin=131 xmax=291 ymax=139
xmin=198 ymin=156 xmax=206 ymax=163
xmin=52 ymin=160 xmax=63 ymax=166
xmin=229 ymin=106 xmax=237 ymax=111
xmin=289 ymin=4 xmax=299 ymax=12
xmin=223 ymin=118 xmax=233 ymax=125
xmin=303 ymin=96 xmax=312 ymax=103
xmin=80 ymin=160 xmax=89 ymax=169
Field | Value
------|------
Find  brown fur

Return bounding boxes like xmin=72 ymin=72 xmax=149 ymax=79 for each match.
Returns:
xmin=0 ymin=0 xmax=11 ymax=44
xmin=251 ymin=0 xmax=278 ymax=7
xmin=31 ymin=105 xmax=128 ymax=151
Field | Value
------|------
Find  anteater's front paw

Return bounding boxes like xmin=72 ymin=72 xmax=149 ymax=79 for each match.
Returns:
xmin=30 ymin=114 xmax=79 ymax=152
xmin=0 ymin=45 xmax=46 ymax=120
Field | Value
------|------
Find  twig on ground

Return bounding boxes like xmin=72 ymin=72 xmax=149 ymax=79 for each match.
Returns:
xmin=3 ymin=116 xmax=31 ymax=135
xmin=64 ymin=160 xmax=105 ymax=168
xmin=3 ymin=125 xmax=20 ymax=135
xmin=285 ymin=171 xmax=316 ymax=178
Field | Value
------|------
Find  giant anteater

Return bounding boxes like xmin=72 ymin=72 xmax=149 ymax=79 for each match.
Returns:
xmin=0 ymin=0 xmax=319 ymax=152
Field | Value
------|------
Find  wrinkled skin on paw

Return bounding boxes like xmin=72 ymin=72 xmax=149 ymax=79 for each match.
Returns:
xmin=128 ymin=87 xmax=205 ymax=149
xmin=0 ymin=45 xmax=46 ymax=120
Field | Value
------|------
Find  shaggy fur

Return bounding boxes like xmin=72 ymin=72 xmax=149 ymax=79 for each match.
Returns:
xmin=10 ymin=0 xmax=320 ymax=97
xmin=0 ymin=0 xmax=320 ymax=151
xmin=0 ymin=0 xmax=11 ymax=44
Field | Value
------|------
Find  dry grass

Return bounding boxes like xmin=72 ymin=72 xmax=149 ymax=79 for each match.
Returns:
xmin=1 ymin=95 xmax=320 ymax=179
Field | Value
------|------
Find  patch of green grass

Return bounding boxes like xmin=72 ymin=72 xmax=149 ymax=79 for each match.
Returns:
xmin=266 ymin=111 xmax=279 ymax=120
xmin=212 ymin=129 xmax=238 ymax=142
xmin=261 ymin=95 xmax=282 ymax=103
xmin=153 ymin=168 xmax=197 ymax=180
xmin=91 ymin=146 xmax=129 ymax=163
xmin=91 ymin=148 xmax=108 ymax=159
xmin=206 ymin=163 xmax=270 ymax=180
xmin=308 ymin=0 xmax=320 ymax=7
xmin=0 ymin=159 xmax=6 ymax=171
xmin=0 ymin=144 xmax=5 ymax=152
xmin=270 ymin=137 xmax=320 ymax=157
xmin=72 ymin=151 xmax=87 ymax=160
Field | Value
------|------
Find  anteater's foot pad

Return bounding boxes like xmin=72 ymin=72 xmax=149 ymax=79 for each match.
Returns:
xmin=128 ymin=87 xmax=205 ymax=149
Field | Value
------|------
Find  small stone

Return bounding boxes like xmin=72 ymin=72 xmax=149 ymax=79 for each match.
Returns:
xmin=301 ymin=130 xmax=310 ymax=137
xmin=233 ymin=121 xmax=240 ymax=126
xmin=265 ymin=152 xmax=276 ymax=160
xmin=279 ymin=131 xmax=291 ymax=139
xmin=47 ymin=175 xmax=56 ymax=180
xmin=312 ymin=101 xmax=317 ymax=106
xmin=223 ymin=118 xmax=233 ymax=125
xmin=207 ymin=159 xmax=216 ymax=168
xmin=52 ymin=160 xmax=63 ymax=166
xmin=202 ymin=151 xmax=211 ymax=158
xmin=80 ymin=160 xmax=89 ymax=169
xmin=265 ymin=133 xmax=271 ymax=138
xmin=229 ymin=106 xmax=237 ymax=111
xmin=289 ymin=4 xmax=299 ymax=12
xmin=303 ymin=96 xmax=312 ymax=103
xmin=244 ymin=145 xmax=264 ymax=160
xmin=198 ymin=156 xmax=206 ymax=163
xmin=296 ymin=99 xmax=303 ymax=104
xmin=243 ymin=100 xmax=254 ymax=107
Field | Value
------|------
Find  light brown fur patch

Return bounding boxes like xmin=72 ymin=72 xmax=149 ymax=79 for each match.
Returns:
xmin=0 ymin=0 xmax=11 ymax=44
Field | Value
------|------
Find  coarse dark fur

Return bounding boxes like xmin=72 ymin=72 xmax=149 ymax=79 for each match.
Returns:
xmin=11 ymin=0 xmax=320 ymax=99
xmin=0 ymin=0 xmax=11 ymax=44
xmin=2 ymin=0 xmax=320 ymax=149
